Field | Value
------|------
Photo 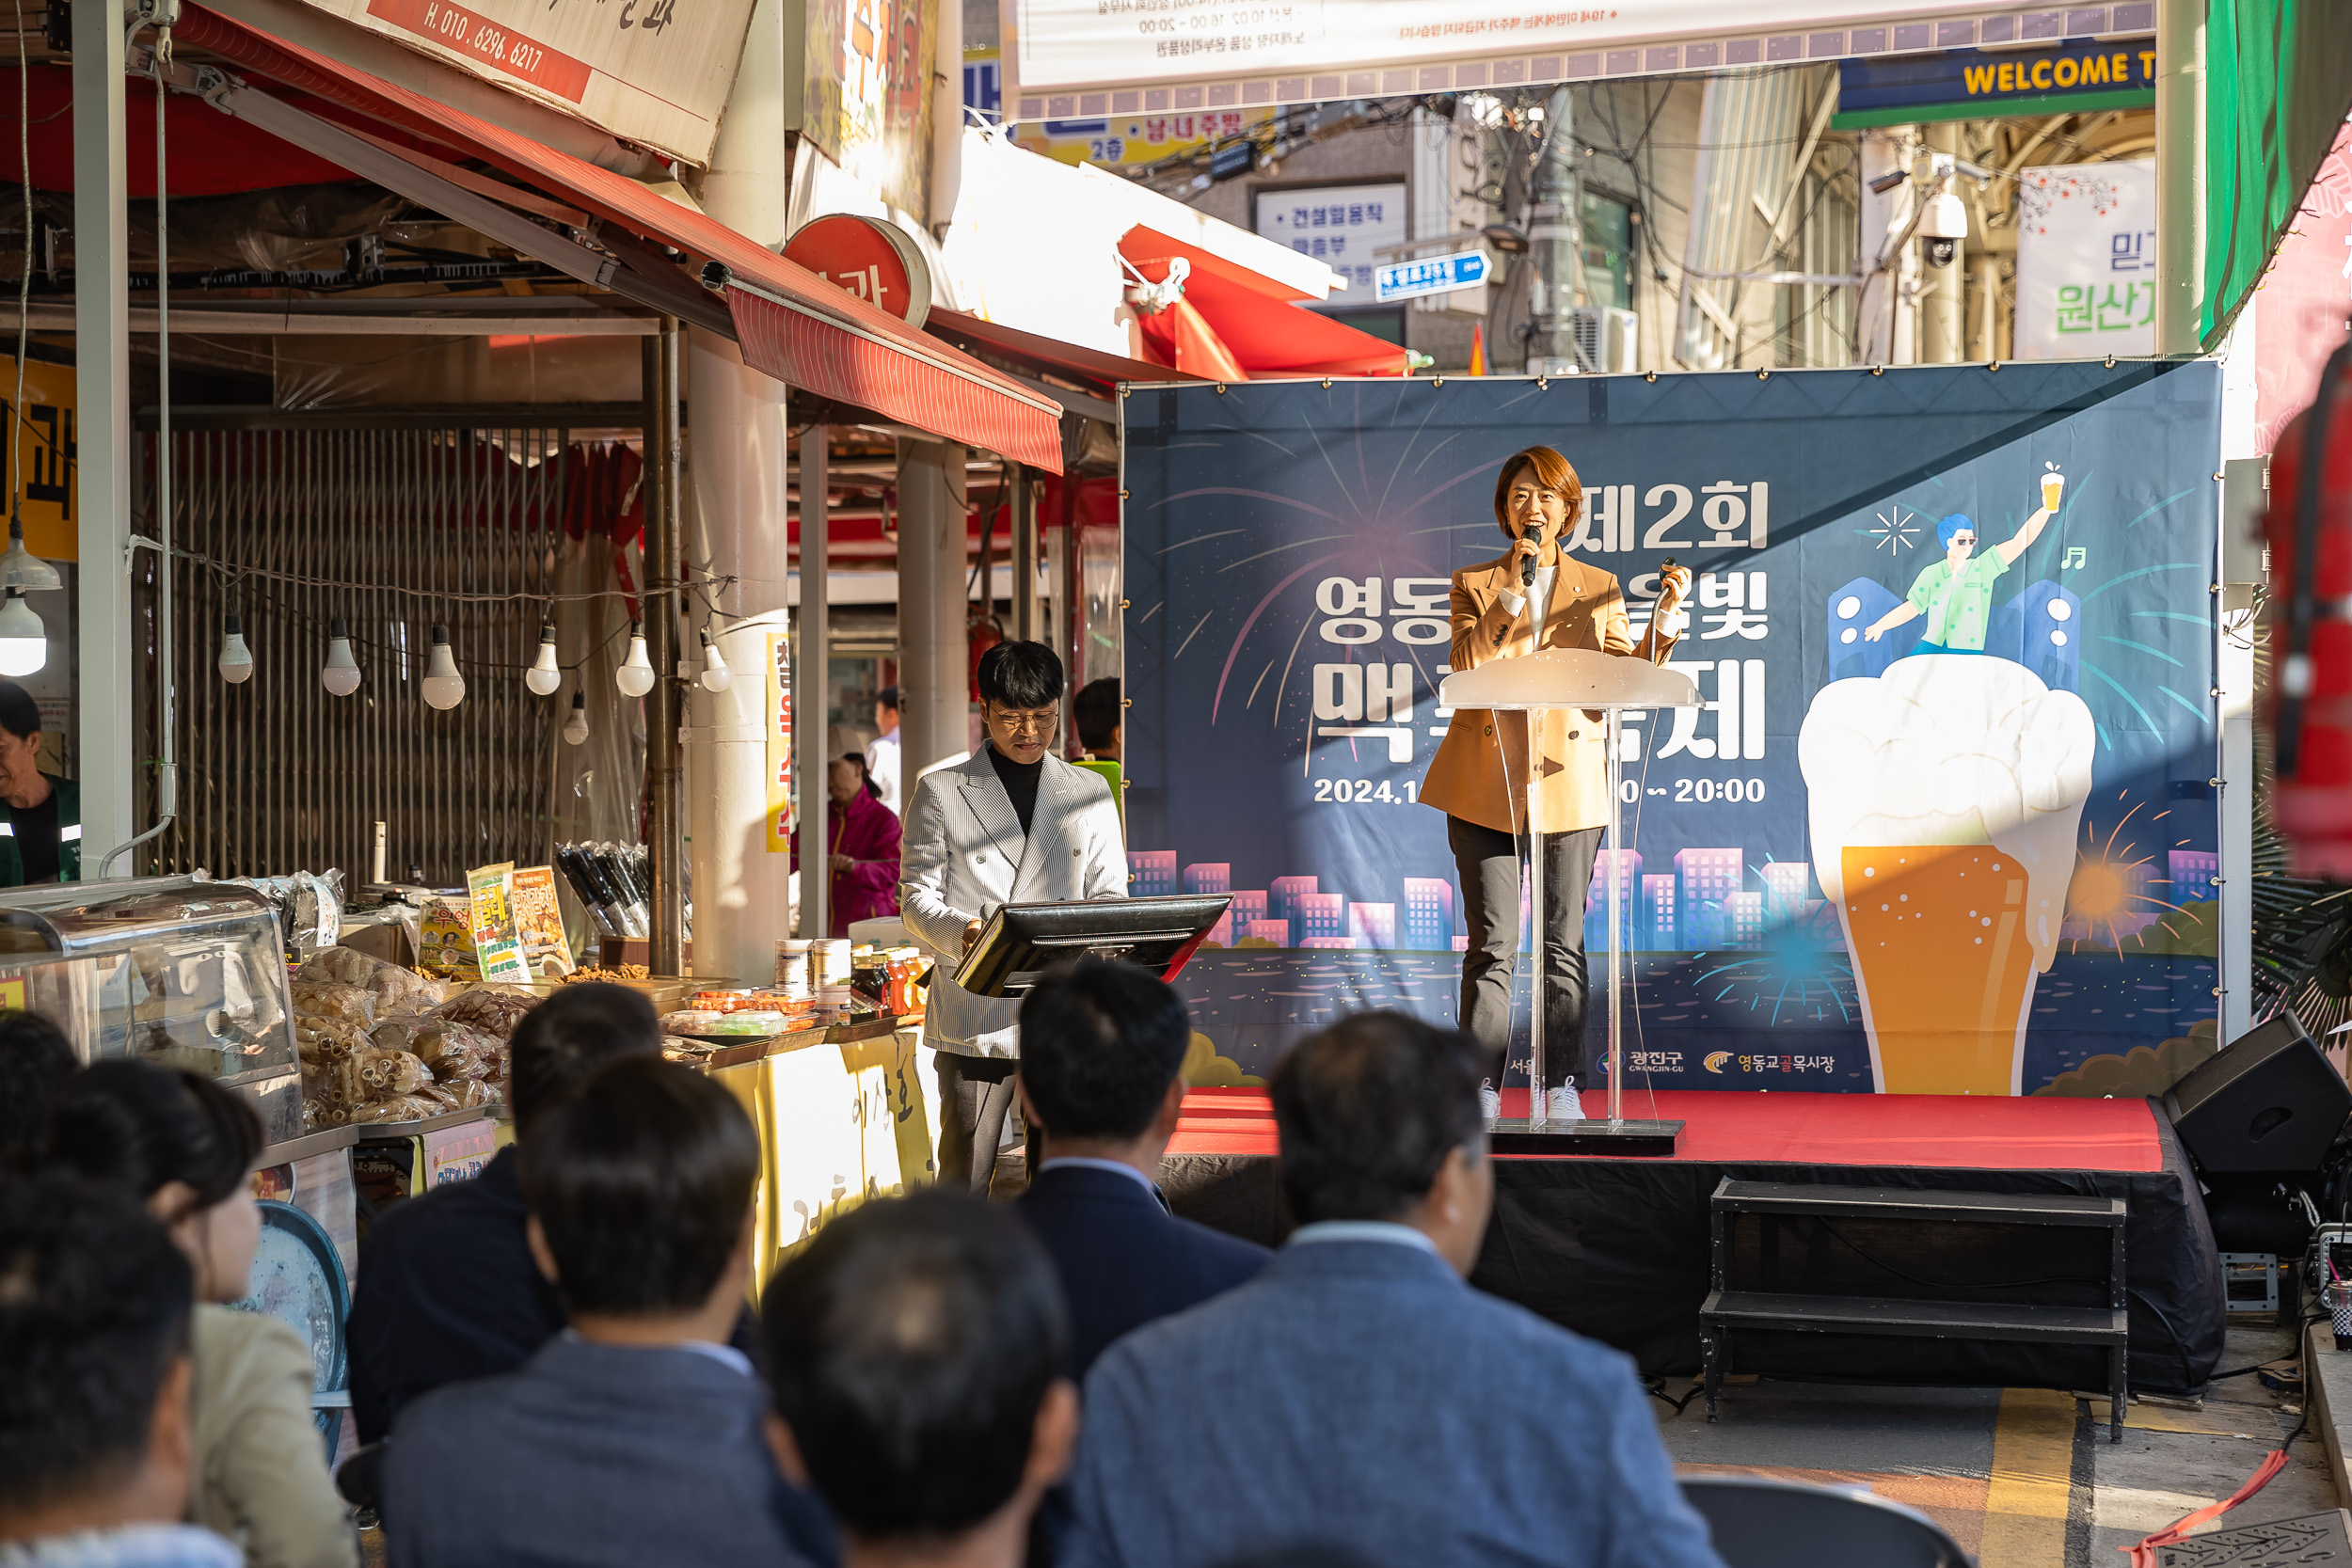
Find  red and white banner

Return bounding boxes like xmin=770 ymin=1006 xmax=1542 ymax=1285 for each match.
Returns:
xmin=292 ymin=0 xmax=757 ymax=163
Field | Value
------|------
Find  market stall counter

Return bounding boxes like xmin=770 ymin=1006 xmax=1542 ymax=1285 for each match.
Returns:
xmin=663 ymin=1005 xmax=937 ymax=1292
xmin=0 ymin=876 xmax=304 ymax=1138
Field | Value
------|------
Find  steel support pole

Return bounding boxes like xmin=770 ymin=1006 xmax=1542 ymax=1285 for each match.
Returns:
xmin=685 ymin=0 xmax=789 ymax=981
xmin=2154 ymin=0 xmax=2206 ymax=355
xmin=646 ymin=321 xmax=685 ymax=974
xmin=897 ymin=438 xmax=969 ymax=777
xmin=797 ymin=424 xmax=830 ymax=940
xmin=74 ymin=0 xmax=134 ymax=868
xmin=1010 ymin=467 xmax=1040 ymax=644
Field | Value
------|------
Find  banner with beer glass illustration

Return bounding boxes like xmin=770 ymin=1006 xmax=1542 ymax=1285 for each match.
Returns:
xmin=1122 ymin=362 xmax=2223 ymax=1096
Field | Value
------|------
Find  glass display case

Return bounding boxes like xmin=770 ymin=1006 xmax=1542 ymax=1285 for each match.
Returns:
xmin=0 ymin=877 xmax=301 ymax=1140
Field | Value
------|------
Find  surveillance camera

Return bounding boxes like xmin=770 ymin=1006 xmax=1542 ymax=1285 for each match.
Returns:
xmin=1926 ymin=236 xmax=1959 ymax=269
xmin=1919 ymin=188 xmax=1968 ymax=243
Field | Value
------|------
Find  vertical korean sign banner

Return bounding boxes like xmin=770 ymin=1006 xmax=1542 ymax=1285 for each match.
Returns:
xmin=1124 ymin=361 xmax=2223 ymax=1096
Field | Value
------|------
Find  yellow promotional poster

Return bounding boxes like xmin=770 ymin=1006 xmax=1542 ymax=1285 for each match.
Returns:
xmin=509 ymin=865 xmax=574 ymax=977
xmin=794 ymin=0 xmax=935 ymax=216
xmin=0 ymin=975 xmax=24 ymax=1012
xmin=765 ymin=631 xmax=794 ymax=852
xmin=465 ymin=863 xmax=532 ymax=983
xmin=3 ymin=356 xmax=74 ymax=562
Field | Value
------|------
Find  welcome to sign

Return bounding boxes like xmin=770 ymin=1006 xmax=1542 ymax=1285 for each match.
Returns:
xmin=1834 ymin=37 xmax=2156 ymax=128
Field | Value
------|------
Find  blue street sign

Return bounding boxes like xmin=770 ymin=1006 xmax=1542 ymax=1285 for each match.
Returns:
xmin=1374 ymin=248 xmax=1491 ymax=303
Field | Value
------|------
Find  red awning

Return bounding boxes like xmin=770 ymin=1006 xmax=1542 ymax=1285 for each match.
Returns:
xmin=170 ymin=4 xmax=1067 ymax=472
xmin=1133 ymin=298 xmax=1249 ymax=382
xmin=1119 ymin=228 xmax=1407 ymax=379
xmin=923 ymin=307 xmax=1211 ymax=392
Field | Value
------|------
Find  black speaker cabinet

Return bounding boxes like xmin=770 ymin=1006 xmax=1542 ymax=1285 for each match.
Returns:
xmin=2164 ymin=1014 xmax=2352 ymax=1174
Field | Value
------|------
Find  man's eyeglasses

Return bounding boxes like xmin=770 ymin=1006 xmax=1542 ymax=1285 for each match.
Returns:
xmin=990 ymin=706 xmax=1059 ymax=736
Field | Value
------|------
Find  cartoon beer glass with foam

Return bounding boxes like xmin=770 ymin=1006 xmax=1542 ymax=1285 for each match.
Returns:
xmin=1798 ymin=657 xmax=2095 ymax=1093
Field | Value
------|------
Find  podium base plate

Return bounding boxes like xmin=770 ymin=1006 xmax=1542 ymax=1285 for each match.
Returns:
xmin=1488 ymin=1117 xmax=1685 ymax=1157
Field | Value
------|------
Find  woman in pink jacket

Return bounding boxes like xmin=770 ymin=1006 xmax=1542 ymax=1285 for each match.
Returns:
xmin=801 ymin=753 xmax=901 ymax=937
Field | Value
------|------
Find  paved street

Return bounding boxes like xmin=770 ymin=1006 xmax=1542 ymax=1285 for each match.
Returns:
xmin=1654 ymin=1324 xmax=2332 ymax=1564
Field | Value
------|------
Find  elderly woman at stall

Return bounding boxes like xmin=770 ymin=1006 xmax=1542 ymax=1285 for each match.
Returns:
xmin=792 ymin=753 xmax=902 ymax=938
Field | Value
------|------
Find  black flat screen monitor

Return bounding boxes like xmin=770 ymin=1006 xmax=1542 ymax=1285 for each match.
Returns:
xmin=953 ymin=895 xmax=1232 ymax=998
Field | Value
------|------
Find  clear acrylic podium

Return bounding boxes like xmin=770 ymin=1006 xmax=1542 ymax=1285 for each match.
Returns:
xmin=1438 ymin=648 xmax=1701 ymax=1155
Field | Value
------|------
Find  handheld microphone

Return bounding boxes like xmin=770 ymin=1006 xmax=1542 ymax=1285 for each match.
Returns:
xmin=1519 ymin=524 xmax=1539 ymax=589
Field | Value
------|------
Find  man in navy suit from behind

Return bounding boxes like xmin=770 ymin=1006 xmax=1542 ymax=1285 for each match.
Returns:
xmin=384 ymin=1057 xmax=826 ymax=1568
xmin=1058 ymin=1011 xmax=1727 ymax=1568
xmin=1012 ymin=958 xmax=1268 ymax=1376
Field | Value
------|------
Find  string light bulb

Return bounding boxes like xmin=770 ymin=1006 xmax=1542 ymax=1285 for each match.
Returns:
xmin=0 ymin=589 xmax=45 ymax=676
xmin=0 ymin=512 xmax=60 ymax=594
xmin=616 ymin=623 xmax=655 ymax=698
xmin=421 ymin=624 xmax=467 ymax=710
xmin=525 ymin=623 xmax=562 ymax=696
xmin=321 ymin=617 xmax=362 ymax=697
xmin=698 ymin=627 xmax=732 ymax=692
xmin=217 ymin=612 xmax=254 ymax=684
xmin=562 ymin=689 xmax=589 ymax=746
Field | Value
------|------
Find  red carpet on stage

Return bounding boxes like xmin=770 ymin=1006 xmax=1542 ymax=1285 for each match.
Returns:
xmin=1171 ymin=1087 xmax=2166 ymax=1173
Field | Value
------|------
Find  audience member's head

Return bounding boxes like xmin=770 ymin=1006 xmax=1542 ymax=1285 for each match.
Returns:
xmin=0 ymin=1174 xmax=198 ymax=1544
xmin=874 ymin=687 xmax=900 ymax=733
xmin=42 ymin=1060 xmax=263 ymax=1303
xmin=507 ymin=982 xmax=662 ymax=1137
xmin=519 ymin=1056 xmax=758 ymax=1333
xmin=1270 ymin=1012 xmax=1491 ymax=1274
xmin=1073 ymin=677 xmax=1122 ymax=760
xmin=1018 ymin=958 xmax=1191 ymax=1163
xmin=763 ymin=1191 xmax=1074 ymax=1563
xmin=0 ymin=1009 xmax=75 ymax=1172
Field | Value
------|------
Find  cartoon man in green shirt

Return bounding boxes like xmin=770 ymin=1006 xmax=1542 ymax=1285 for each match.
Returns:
xmin=1864 ymin=496 xmax=2058 ymax=654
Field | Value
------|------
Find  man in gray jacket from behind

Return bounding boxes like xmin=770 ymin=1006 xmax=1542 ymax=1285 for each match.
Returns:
xmin=1058 ymin=1011 xmax=1727 ymax=1568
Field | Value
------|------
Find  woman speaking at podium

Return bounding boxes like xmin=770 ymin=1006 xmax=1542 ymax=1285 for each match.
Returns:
xmin=1420 ymin=446 xmax=1691 ymax=1121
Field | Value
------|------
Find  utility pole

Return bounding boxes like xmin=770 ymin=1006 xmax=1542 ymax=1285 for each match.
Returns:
xmin=1921 ymin=125 xmax=1964 ymax=363
xmin=646 ymin=322 xmax=684 ymax=974
xmin=2153 ymin=0 xmax=2206 ymax=354
xmin=1523 ymin=85 xmax=1579 ymax=374
xmin=1857 ymin=128 xmax=1918 ymax=364
xmin=74 ymin=0 xmax=134 ymax=867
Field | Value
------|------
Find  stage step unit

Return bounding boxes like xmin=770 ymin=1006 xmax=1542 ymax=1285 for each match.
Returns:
xmin=1700 ymin=1178 xmax=2128 ymax=1441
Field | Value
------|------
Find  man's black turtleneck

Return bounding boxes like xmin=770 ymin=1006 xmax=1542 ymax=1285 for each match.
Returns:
xmin=986 ymin=742 xmax=1044 ymax=836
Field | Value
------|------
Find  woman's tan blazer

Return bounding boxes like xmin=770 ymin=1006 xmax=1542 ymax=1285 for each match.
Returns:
xmin=1420 ymin=550 xmax=1679 ymax=835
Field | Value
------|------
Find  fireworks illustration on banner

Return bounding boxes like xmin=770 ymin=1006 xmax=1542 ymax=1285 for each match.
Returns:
xmin=1867 ymin=504 xmax=1923 ymax=553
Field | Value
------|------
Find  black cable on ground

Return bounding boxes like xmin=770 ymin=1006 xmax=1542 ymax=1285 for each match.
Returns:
xmin=1644 ymin=1377 xmax=1705 ymax=1416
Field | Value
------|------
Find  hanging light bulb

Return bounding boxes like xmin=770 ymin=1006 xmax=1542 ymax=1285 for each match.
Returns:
xmin=0 ymin=511 xmax=61 ymax=594
xmin=217 ymin=612 xmax=254 ymax=684
xmin=525 ymin=622 xmax=563 ymax=696
xmin=698 ymin=626 xmax=732 ymax=693
xmin=615 ymin=622 xmax=655 ymax=698
xmin=321 ymin=616 xmax=362 ymax=697
xmin=421 ymin=623 xmax=467 ymax=710
xmin=0 ymin=589 xmax=45 ymax=676
xmin=562 ymin=689 xmax=589 ymax=746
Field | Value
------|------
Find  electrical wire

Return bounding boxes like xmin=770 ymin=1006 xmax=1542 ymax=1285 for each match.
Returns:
xmin=171 ymin=546 xmax=732 ymax=605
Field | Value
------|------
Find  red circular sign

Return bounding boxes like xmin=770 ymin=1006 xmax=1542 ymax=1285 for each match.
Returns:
xmin=783 ymin=214 xmax=932 ymax=328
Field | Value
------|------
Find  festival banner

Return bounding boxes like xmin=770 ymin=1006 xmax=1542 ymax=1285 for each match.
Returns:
xmin=1124 ymin=361 xmax=2222 ymax=1095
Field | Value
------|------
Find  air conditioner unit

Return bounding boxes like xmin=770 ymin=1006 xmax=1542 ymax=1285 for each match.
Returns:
xmin=1572 ymin=307 xmax=1639 ymax=373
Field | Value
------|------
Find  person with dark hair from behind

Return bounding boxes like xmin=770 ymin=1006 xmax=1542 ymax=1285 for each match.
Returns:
xmin=0 ymin=680 xmax=77 ymax=885
xmin=1014 ymin=958 xmax=1266 ymax=1377
xmin=0 ymin=1174 xmax=232 ymax=1568
xmin=1073 ymin=678 xmax=1121 ymax=765
xmin=43 ymin=1063 xmax=356 ymax=1568
xmin=346 ymin=982 xmax=663 ymax=1443
xmin=763 ymin=1190 xmax=1077 ymax=1568
xmin=902 ymin=640 xmax=1128 ymax=1192
xmin=0 ymin=1008 xmax=76 ymax=1171
xmin=385 ymin=1057 xmax=824 ymax=1568
xmin=1058 ymin=1012 xmax=1725 ymax=1568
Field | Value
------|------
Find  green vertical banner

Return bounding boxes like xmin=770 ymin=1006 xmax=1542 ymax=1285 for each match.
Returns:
xmin=2202 ymin=0 xmax=2352 ymax=345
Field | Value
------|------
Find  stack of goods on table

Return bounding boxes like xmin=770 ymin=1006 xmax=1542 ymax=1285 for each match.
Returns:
xmin=293 ymin=945 xmax=538 ymax=1129
xmin=555 ymin=842 xmax=660 ymax=942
